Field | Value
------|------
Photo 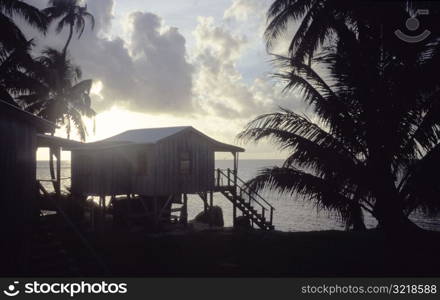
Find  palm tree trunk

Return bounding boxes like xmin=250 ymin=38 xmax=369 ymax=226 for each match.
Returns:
xmin=369 ymin=159 xmax=421 ymax=232
xmin=62 ymin=24 xmax=74 ymax=58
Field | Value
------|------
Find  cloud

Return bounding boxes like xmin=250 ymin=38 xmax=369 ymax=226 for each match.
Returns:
xmin=18 ymin=0 xmax=304 ymax=122
xmin=19 ymin=0 xmax=309 ymax=158
xmin=191 ymin=16 xmax=302 ymax=122
xmin=223 ymin=0 xmax=266 ymax=22
xmin=121 ymin=11 xmax=194 ymax=113
xmin=21 ymin=0 xmax=194 ymax=114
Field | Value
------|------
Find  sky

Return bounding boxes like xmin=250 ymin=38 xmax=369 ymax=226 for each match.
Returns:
xmin=19 ymin=0 xmax=304 ymax=160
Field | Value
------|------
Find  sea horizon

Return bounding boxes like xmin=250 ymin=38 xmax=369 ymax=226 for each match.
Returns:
xmin=36 ymin=159 xmax=440 ymax=233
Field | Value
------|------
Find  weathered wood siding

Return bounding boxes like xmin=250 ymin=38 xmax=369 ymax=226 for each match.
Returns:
xmin=71 ymin=131 xmax=216 ymax=196
xmin=71 ymin=145 xmax=155 ymax=196
xmin=153 ymin=130 xmax=215 ymax=195
xmin=0 ymin=113 xmax=37 ymax=274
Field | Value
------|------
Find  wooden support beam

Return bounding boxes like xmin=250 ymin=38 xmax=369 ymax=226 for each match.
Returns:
xmin=198 ymin=192 xmax=208 ymax=214
xmin=203 ymin=192 xmax=208 ymax=215
xmin=99 ymin=195 xmax=105 ymax=231
xmin=232 ymin=152 xmax=238 ymax=228
xmin=182 ymin=193 xmax=188 ymax=227
xmin=157 ymin=195 xmax=174 ymax=222
xmin=209 ymin=190 xmax=214 ymax=227
xmin=90 ymin=198 xmax=95 ymax=232
xmin=100 ymin=195 xmax=106 ymax=215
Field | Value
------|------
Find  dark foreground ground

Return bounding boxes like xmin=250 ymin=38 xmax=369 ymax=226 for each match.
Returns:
xmin=13 ymin=213 xmax=440 ymax=277
xmin=63 ymin=227 xmax=440 ymax=277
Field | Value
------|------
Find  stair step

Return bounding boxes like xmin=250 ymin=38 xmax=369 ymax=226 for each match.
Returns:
xmin=218 ymin=177 xmax=274 ymax=231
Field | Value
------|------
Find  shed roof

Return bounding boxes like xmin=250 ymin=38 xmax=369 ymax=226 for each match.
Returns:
xmin=104 ymin=126 xmax=190 ymax=144
xmin=0 ymin=100 xmax=56 ymax=133
xmin=71 ymin=126 xmax=244 ymax=152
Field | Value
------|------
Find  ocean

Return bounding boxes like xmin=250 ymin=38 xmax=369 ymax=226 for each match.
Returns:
xmin=37 ymin=159 xmax=440 ymax=232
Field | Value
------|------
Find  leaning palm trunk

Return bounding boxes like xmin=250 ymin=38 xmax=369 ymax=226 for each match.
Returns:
xmin=48 ymin=132 xmax=59 ymax=195
xmin=62 ymin=24 xmax=74 ymax=59
xmin=371 ymin=181 xmax=419 ymax=232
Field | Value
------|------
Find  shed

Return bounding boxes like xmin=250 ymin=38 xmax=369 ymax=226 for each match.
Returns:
xmin=69 ymin=126 xmax=244 ymax=197
xmin=68 ymin=126 xmax=275 ymax=231
xmin=0 ymin=100 xmax=55 ymax=274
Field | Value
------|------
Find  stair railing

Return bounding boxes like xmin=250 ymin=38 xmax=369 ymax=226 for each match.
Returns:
xmin=215 ymin=169 xmax=275 ymax=225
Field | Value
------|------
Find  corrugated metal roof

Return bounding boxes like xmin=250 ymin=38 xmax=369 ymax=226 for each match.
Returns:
xmin=70 ymin=126 xmax=245 ymax=152
xmin=102 ymin=126 xmax=190 ymax=144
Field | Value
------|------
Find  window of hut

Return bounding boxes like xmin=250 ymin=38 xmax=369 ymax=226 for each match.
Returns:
xmin=180 ymin=151 xmax=192 ymax=175
xmin=137 ymin=150 xmax=148 ymax=176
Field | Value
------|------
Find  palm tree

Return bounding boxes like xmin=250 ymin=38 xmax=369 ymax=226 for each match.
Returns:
xmin=0 ymin=0 xmax=48 ymax=51
xmin=19 ymin=48 xmax=95 ymax=193
xmin=265 ymin=0 xmax=439 ymax=64
xmin=43 ymin=0 xmax=95 ymax=58
xmin=0 ymin=41 xmax=43 ymax=106
xmin=20 ymin=48 xmax=96 ymax=140
xmin=239 ymin=15 xmax=440 ymax=232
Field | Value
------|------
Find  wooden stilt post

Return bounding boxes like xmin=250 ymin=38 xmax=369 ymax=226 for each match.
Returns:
xmin=55 ymin=147 xmax=61 ymax=197
xmin=182 ymin=193 xmax=188 ymax=227
xmin=232 ymin=152 xmax=238 ymax=228
xmin=102 ymin=195 xmax=106 ymax=218
xmin=90 ymin=197 xmax=95 ymax=231
xmin=99 ymin=195 xmax=105 ymax=231
xmin=209 ymin=190 xmax=214 ymax=227
xmin=203 ymin=192 xmax=208 ymax=215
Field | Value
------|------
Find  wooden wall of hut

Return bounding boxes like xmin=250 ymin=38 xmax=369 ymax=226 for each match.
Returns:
xmin=71 ymin=130 xmax=215 ymax=197
xmin=152 ymin=130 xmax=215 ymax=195
xmin=71 ymin=144 xmax=153 ymax=196
xmin=0 ymin=113 xmax=38 ymax=275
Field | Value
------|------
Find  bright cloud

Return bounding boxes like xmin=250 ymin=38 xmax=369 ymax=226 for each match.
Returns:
xmin=22 ymin=0 xmax=305 ymax=159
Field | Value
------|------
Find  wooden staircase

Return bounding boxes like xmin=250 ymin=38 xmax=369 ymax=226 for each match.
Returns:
xmin=215 ymin=169 xmax=275 ymax=231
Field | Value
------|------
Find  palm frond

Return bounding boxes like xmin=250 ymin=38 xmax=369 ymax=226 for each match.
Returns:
xmin=248 ymin=166 xmax=364 ymax=223
xmin=1 ymin=0 xmax=48 ymax=32
xmin=265 ymin=0 xmax=319 ymax=50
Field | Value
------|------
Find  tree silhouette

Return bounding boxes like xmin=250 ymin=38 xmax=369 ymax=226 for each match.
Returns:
xmin=0 ymin=0 xmax=48 ymax=51
xmin=43 ymin=0 xmax=95 ymax=58
xmin=0 ymin=41 xmax=43 ymax=106
xmin=240 ymin=2 xmax=440 ymax=231
xmin=18 ymin=48 xmax=95 ymax=193
xmin=20 ymin=48 xmax=95 ymax=140
xmin=265 ymin=0 xmax=439 ymax=64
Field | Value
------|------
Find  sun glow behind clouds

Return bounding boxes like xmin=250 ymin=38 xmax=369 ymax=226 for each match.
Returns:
xmin=89 ymin=106 xmax=192 ymax=141
xmin=37 ymin=105 xmax=287 ymax=161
